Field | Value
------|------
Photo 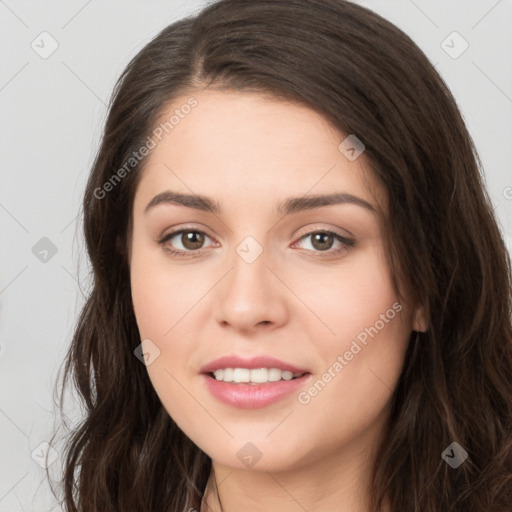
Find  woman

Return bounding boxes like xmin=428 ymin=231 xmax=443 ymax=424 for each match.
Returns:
xmin=49 ymin=0 xmax=512 ymax=510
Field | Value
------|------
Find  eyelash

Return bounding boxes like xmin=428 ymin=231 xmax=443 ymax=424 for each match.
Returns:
xmin=157 ymin=227 xmax=356 ymax=259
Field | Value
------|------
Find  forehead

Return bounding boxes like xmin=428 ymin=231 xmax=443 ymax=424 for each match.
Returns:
xmin=133 ymin=89 xmax=385 ymax=213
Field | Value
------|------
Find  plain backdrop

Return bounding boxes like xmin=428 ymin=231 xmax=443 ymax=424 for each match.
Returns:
xmin=1 ymin=1 xmax=511 ymax=510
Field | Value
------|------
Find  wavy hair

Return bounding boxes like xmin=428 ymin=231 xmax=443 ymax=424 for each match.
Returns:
xmin=48 ymin=0 xmax=512 ymax=510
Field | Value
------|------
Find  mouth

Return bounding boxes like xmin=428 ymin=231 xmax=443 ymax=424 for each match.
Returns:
xmin=199 ymin=355 xmax=311 ymax=408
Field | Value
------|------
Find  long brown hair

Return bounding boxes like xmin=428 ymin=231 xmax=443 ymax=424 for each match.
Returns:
xmin=48 ymin=0 xmax=512 ymax=510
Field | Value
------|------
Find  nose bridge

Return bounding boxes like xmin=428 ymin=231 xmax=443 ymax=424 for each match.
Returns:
xmin=228 ymin=233 xmax=272 ymax=301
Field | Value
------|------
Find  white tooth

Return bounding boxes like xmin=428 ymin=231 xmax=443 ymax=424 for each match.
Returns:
xmin=250 ymin=368 xmax=268 ymax=383
xmin=268 ymin=368 xmax=282 ymax=382
xmin=215 ymin=367 xmax=304 ymax=383
xmin=223 ymin=368 xmax=234 ymax=382
xmin=233 ymin=368 xmax=250 ymax=383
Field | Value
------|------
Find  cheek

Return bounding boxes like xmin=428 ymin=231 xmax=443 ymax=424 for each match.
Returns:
xmin=129 ymin=238 xmax=217 ymax=388
xmin=130 ymin=242 xmax=205 ymax=339
xmin=130 ymin=246 xmax=200 ymax=423
xmin=292 ymin=240 xmax=404 ymax=348
xmin=293 ymin=240 xmax=411 ymax=415
xmin=292 ymin=251 xmax=410 ymax=458
xmin=130 ymin=264 xmax=169 ymax=340
xmin=340 ymin=250 xmax=403 ymax=343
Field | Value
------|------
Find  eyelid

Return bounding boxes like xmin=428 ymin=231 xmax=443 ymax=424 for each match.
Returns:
xmin=158 ymin=223 xmax=215 ymax=241
xmin=293 ymin=223 xmax=354 ymax=240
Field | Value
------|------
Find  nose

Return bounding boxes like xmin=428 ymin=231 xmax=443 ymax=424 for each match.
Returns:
xmin=213 ymin=241 xmax=290 ymax=334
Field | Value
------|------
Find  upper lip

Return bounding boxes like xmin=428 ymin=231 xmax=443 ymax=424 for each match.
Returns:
xmin=199 ymin=355 xmax=309 ymax=374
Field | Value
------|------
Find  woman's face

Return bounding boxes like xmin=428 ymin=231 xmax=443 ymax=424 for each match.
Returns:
xmin=129 ymin=89 xmax=424 ymax=473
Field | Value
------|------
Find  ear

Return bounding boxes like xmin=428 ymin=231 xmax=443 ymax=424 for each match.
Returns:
xmin=412 ymin=303 xmax=428 ymax=332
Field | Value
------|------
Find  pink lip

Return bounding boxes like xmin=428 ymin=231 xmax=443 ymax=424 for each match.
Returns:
xmin=199 ymin=355 xmax=309 ymax=374
xmin=202 ymin=373 xmax=312 ymax=409
xmin=199 ymin=355 xmax=311 ymax=409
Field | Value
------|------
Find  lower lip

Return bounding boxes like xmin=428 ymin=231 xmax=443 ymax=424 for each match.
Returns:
xmin=202 ymin=373 xmax=312 ymax=409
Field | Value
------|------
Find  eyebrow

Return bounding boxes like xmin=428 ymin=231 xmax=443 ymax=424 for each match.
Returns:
xmin=144 ymin=190 xmax=377 ymax=216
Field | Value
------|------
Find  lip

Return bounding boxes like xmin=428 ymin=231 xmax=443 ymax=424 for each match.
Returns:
xmin=199 ymin=355 xmax=309 ymax=374
xmin=199 ymin=355 xmax=311 ymax=409
xmin=202 ymin=373 xmax=312 ymax=409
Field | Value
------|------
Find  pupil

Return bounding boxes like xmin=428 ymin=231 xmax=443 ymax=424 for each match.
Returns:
xmin=183 ymin=231 xmax=204 ymax=250
xmin=312 ymin=232 xmax=333 ymax=251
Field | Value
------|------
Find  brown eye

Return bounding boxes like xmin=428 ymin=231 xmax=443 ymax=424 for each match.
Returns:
xmin=293 ymin=230 xmax=355 ymax=257
xmin=180 ymin=230 xmax=205 ymax=250
xmin=159 ymin=229 xmax=214 ymax=256
xmin=310 ymin=232 xmax=335 ymax=251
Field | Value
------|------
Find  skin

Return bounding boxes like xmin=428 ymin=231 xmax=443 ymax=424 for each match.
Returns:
xmin=129 ymin=89 xmax=426 ymax=512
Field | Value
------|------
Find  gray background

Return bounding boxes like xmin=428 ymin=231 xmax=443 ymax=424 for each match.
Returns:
xmin=1 ymin=1 xmax=511 ymax=510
